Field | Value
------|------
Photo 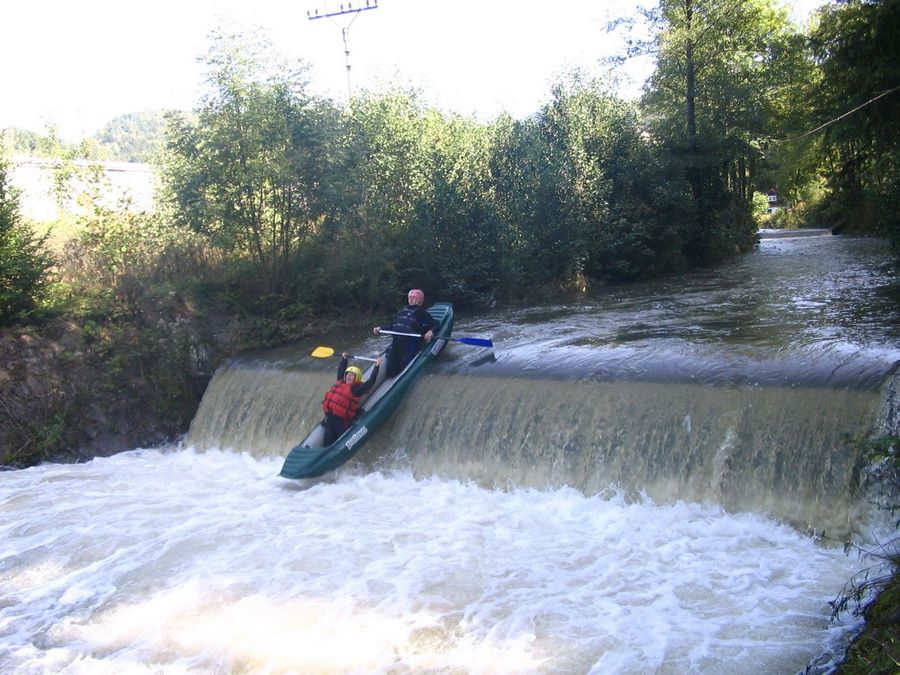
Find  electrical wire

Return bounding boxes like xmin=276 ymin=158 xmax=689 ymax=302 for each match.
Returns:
xmin=780 ymin=84 xmax=900 ymax=142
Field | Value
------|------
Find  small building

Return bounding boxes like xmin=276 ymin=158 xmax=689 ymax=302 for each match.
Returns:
xmin=766 ymin=188 xmax=780 ymax=214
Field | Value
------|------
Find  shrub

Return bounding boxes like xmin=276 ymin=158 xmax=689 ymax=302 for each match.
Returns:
xmin=0 ymin=157 xmax=55 ymax=326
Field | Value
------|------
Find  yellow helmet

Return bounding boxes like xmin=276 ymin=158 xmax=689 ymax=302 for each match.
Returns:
xmin=345 ymin=366 xmax=364 ymax=382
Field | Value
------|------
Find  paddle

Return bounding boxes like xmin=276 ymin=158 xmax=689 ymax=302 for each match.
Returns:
xmin=377 ymin=329 xmax=493 ymax=348
xmin=310 ymin=346 xmax=378 ymax=362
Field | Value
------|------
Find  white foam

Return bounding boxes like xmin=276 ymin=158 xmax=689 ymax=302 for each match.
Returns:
xmin=0 ymin=447 xmax=872 ymax=673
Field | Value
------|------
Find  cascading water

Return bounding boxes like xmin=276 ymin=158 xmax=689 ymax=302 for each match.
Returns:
xmin=2 ymin=233 xmax=898 ymax=673
xmin=186 ymin=234 xmax=900 ymax=536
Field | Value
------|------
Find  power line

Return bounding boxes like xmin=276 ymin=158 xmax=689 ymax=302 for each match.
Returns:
xmin=780 ymin=84 xmax=900 ymax=142
xmin=307 ymin=1 xmax=380 ymax=102
xmin=307 ymin=0 xmax=379 ymax=21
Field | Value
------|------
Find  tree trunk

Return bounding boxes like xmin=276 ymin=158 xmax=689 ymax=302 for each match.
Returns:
xmin=684 ymin=0 xmax=697 ymax=151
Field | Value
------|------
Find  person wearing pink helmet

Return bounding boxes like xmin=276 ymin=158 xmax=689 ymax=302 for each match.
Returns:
xmin=373 ymin=288 xmax=440 ymax=377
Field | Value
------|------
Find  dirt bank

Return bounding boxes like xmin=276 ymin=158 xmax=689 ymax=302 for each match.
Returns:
xmin=0 ymin=295 xmax=240 ymax=468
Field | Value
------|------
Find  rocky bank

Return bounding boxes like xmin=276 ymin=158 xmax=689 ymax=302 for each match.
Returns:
xmin=0 ymin=296 xmax=239 ymax=468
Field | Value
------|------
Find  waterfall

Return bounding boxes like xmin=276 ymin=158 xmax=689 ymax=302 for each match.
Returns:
xmin=5 ymin=235 xmax=896 ymax=674
xmin=186 ymin=357 xmax=895 ymax=537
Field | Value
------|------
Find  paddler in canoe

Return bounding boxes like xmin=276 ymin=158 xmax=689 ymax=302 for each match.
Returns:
xmin=373 ymin=288 xmax=441 ymax=377
xmin=321 ymin=352 xmax=383 ymax=445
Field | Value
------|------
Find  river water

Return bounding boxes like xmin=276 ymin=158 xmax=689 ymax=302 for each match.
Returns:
xmin=2 ymin=233 xmax=898 ymax=673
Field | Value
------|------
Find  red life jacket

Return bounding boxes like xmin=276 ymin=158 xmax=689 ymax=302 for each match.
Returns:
xmin=322 ymin=381 xmax=360 ymax=422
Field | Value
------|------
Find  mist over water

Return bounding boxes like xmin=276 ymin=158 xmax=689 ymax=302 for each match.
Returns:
xmin=2 ymin=234 xmax=899 ymax=672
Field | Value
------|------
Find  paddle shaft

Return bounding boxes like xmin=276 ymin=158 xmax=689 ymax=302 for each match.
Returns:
xmin=311 ymin=346 xmax=378 ymax=362
xmin=377 ymin=329 xmax=493 ymax=348
xmin=378 ymin=329 xmax=431 ymax=339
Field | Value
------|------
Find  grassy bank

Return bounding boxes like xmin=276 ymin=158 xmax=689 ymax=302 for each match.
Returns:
xmin=835 ymin=558 xmax=900 ymax=673
xmin=830 ymin=436 xmax=900 ymax=673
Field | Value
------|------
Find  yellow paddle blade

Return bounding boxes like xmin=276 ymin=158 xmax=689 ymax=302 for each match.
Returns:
xmin=311 ymin=346 xmax=335 ymax=358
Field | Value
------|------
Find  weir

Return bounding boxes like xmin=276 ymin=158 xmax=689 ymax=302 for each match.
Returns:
xmin=186 ymin=352 xmax=897 ymax=538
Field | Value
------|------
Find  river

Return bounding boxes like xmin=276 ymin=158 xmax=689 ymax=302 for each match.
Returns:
xmin=2 ymin=233 xmax=898 ymax=673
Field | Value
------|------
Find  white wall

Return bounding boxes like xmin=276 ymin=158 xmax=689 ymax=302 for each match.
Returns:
xmin=9 ymin=158 xmax=157 ymax=221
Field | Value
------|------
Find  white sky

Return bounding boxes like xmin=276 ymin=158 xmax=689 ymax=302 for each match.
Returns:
xmin=1 ymin=0 xmax=826 ymax=141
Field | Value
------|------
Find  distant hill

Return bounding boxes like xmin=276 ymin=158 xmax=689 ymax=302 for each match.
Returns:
xmin=2 ymin=110 xmax=172 ymax=163
xmin=94 ymin=110 xmax=169 ymax=163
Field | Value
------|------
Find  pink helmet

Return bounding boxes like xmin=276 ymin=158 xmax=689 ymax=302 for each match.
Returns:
xmin=408 ymin=289 xmax=425 ymax=305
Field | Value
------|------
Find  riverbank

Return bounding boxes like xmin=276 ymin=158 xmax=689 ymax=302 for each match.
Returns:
xmin=0 ymin=292 xmax=355 ymax=468
xmin=0 ymin=297 xmax=228 ymax=467
xmin=836 ymin=563 xmax=900 ymax=673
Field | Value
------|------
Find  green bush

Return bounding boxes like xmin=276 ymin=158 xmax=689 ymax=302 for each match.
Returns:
xmin=0 ymin=157 xmax=55 ymax=326
xmin=54 ymin=195 xmax=220 ymax=322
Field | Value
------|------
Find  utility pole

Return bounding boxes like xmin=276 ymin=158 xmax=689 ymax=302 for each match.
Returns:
xmin=307 ymin=0 xmax=379 ymax=102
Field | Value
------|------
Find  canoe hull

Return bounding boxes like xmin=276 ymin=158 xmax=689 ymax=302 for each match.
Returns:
xmin=279 ymin=303 xmax=454 ymax=479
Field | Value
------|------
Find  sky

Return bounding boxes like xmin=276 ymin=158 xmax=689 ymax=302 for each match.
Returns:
xmin=1 ymin=0 xmax=826 ymax=141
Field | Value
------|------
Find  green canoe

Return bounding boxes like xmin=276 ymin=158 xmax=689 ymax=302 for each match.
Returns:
xmin=279 ymin=302 xmax=454 ymax=479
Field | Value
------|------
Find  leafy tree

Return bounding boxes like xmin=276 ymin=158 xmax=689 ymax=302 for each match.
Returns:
xmin=343 ymin=91 xmax=429 ymax=235
xmin=804 ymin=0 xmax=900 ymax=241
xmin=753 ymin=27 xmax=819 ymax=208
xmin=488 ymin=114 xmax=549 ymax=290
xmin=297 ymin=88 xmax=510 ymax=311
xmin=0 ymin=156 xmax=55 ymax=325
xmin=406 ymin=110 xmax=508 ymax=304
xmin=1 ymin=128 xmax=44 ymax=156
xmin=313 ymin=90 xmax=430 ymax=307
xmin=491 ymin=76 xmax=691 ymax=289
xmin=162 ymin=28 xmax=335 ymax=298
xmin=0 ymin=124 xmax=70 ymax=159
xmin=490 ymin=92 xmax=599 ymax=290
xmin=642 ymin=0 xmax=803 ymax=257
xmin=568 ymin=82 xmax=695 ymax=280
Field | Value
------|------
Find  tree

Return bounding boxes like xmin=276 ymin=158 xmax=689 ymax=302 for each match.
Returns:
xmin=490 ymin=75 xmax=691 ymax=288
xmin=282 ymin=89 xmax=432 ymax=310
xmin=0 ymin=156 xmax=54 ymax=325
xmin=0 ymin=124 xmax=69 ymax=159
xmin=406 ymin=110 xmax=508 ymax=304
xmin=162 ymin=29 xmax=336 ymax=297
xmin=804 ymin=0 xmax=900 ymax=240
xmin=490 ymin=81 xmax=610 ymax=290
xmin=642 ymin=0 xmax=803 ymax=257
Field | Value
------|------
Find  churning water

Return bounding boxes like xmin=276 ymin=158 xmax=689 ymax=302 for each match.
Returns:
xmin=2 ymin=233 xmax=899 ymax=673
xmin=0 ymin=450 xmax=872 ymax=674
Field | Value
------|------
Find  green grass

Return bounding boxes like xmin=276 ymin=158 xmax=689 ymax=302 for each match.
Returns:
xmin=837 ymin=567 xmax=900 ymax=674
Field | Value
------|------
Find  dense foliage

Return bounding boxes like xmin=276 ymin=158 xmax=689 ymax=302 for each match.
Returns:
xmin=1 ymin=126 xmax=69 ymax=158
xmin=0 ymin=157 xmax=54 ymax=326
xmin=165 ymin=15 xmax=818 ymax=316
xmin=641 ymin=0 xmax=811 ymax=258
xmin=803 ymin=0 xmax=900 ymax=244
xmin=3 ymin=0 xmax=897 ymax=325
xmin=0 ymin=6 xmax=896 ymax=336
